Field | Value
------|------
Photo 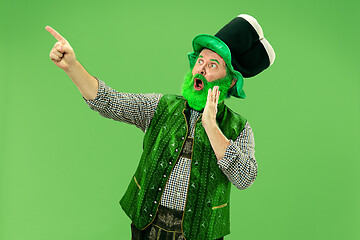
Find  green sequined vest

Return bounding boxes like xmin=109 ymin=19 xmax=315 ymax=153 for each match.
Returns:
xmin=120 ymin=94 xmax=247 ymax=239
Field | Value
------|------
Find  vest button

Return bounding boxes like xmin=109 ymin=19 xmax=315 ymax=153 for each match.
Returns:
xmin=169 ymin=161 xmax=172 ymax=165
xmin=163 ymin=174 xmax=166 ymax=178
xmin=154 ymin=200 xmax=157 ymax=204
xmin=181 ymin=137 xmax=185 ymax=140
xmin=175 ymin=148 xmax=178 ymax=152
xmin=150 ymin=214 xmax=153 ymax=217
xmin=158 ymin=187 xmax=162 ymax=191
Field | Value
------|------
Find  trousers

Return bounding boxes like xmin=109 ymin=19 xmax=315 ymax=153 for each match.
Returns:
xmin=131 ymin=205 xmax=224 ymax=240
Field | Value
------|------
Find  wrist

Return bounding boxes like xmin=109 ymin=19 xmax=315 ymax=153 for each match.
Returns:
xmin=64 ymin=60 xmax=80 ymax=73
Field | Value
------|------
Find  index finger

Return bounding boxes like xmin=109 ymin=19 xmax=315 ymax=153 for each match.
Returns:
xmin=45 ymin=26 xmax=67 ymax=44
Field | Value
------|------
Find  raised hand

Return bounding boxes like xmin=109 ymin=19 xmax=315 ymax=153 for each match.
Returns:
xmin=202 ymin=86 xmax=220 ymax=129
xmin=45 ymin=26 xmax=77 ymax=71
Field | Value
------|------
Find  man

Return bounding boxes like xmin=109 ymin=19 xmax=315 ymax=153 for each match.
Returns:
xmin=46 ymin=13 xmax=275 ymax=240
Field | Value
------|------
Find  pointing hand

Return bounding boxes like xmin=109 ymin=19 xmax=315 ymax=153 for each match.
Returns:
xmin=45 ymin=26 xmax=77 ymax=71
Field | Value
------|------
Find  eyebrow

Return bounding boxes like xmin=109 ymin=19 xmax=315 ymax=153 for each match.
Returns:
xmin=210 ymin=59 xmax=220 ymax=64
xmin=198 ymin=55 xmax=220 ymax=65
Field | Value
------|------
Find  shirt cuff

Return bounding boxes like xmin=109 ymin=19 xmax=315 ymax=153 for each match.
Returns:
xmin=217 ymin=139 xmax=238 ymax=170
xmin=82 ymin=76 xmax=107 ymax=108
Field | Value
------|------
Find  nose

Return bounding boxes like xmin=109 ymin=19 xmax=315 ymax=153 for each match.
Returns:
xmin=199 ymin=65 xmax=206 ymax=75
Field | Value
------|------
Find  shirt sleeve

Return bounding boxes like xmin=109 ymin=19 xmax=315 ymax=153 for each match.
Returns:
xmin=217 ymin=121 xmax=258 ymax=190
xmin=83 ymin=76 xmax=163 ymax=132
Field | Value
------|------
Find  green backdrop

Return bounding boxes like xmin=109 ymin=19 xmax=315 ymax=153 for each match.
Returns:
xmin=1 ymin=0 xmax=359 ymax=239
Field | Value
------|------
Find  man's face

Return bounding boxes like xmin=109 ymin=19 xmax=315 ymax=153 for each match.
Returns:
xmin=182 ymin=48 xmax=235 ymax=111
xmin=192 ymin=48 xmax=227 ymax=86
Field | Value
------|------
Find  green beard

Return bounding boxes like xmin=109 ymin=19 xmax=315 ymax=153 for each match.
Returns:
xmin=181 ymin=70 xmax=234 ymax=111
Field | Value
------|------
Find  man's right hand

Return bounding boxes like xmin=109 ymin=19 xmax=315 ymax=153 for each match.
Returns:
xmin=45 ymin=26 xmax=77 ymax=71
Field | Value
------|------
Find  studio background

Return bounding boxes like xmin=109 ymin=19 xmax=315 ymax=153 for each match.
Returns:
xmin=1 ymin=0 xmax=359 ymax=239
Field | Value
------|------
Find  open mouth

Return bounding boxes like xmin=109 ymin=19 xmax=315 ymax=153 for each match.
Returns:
xmin=193 ymin=78 xmax=204 ymax=91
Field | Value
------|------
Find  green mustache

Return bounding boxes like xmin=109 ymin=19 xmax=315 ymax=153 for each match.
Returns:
xmin=193 ymin=73 xmax=207 ymax=82
xmin=192 ymin=73 xmax=226 ymax=90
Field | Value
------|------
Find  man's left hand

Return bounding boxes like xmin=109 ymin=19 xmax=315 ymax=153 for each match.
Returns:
xmin=202 ymin=86 xmax=220 ymax=129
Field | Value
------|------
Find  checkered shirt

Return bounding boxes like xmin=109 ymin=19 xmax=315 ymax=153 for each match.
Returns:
xmin=84 ymin=77 xmax=257 ymax=211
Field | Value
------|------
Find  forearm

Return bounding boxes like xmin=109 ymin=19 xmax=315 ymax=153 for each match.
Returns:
xmin=65 ymin=60 xmax=98 ymax=100
xmin=218 ymin=141 xmax=257 ymax=189
xmin=203 ymin=121 xmax=231 ymax=160
xmin=217 ymin=122 xmax=257 ymax=190
xmin=83 ymin=77 xmax=163 ymax=132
